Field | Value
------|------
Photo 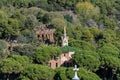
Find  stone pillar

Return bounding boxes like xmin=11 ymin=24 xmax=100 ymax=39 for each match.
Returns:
xmin=51 ymin=33 xmax=54 ymax=42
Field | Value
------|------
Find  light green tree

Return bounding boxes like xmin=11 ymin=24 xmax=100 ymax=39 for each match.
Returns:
xmin=20 ymin=64 xmax=54 ymax=80
xmin=0 ymin=58 xmax=23 ymax=79
xmin=0 ymin=40 xmax=10 ymax=59
xmin=75 ymin=2 xmax=99 ymax=22
xmin=72 ymin=50 xmax=100 ymax=71
xmin=34 ymin=46 xmax=61 ymax=65
xmin=0 ymin=55 xmax=31 ymax=79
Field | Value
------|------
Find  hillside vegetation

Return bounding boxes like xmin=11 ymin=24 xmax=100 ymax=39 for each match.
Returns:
xmin=0 ymin=0 xmax=120 ymax=80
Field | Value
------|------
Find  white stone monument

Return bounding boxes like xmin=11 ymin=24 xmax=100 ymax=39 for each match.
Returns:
xmin=72 ymin=65 xmax=80 ymax=80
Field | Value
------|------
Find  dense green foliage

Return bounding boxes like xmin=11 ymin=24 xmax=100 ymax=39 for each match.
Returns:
xmin=0 ymin=0 xmax=120 ymax=80
xmin=0 ymin=40 xmax=10 ymax=59
xmin=20 ymin=64 xmax=54 ymax=80
xmin=54 ymin=67 xmax=101 ymax=80
xmin=34 ymin=46 xmax=61 ymax=65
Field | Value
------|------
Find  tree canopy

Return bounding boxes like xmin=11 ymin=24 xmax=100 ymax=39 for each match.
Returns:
xmin=34 ymin=46 xmax=61 ymax=64
xmin=20 ymin=64 xmax=54 ymax=80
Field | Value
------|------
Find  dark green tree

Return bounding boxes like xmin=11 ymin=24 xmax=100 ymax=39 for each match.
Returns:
xmin=12 ymin=44 xmax=37 ymax=59
xmin=54 ymin=67 xmax=68 ymax=80
xmin=54 ymin=67 xmax=101 ymax=80
xmin=96 ymin=43 xmax=120 ymax=80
